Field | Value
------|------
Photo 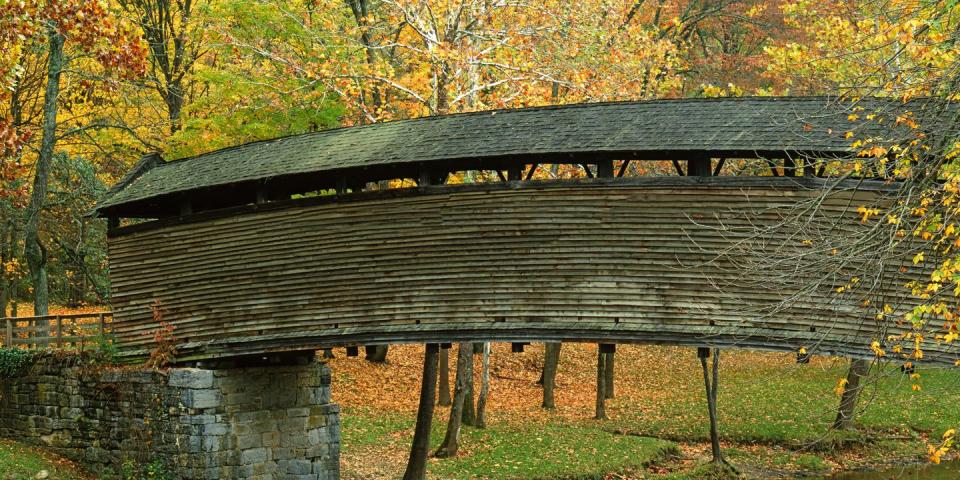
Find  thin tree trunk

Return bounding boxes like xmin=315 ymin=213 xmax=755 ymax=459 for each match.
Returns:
xmin=0 ymin=221 xmax=10 ymax=317
xmin=438 ymin=347 xmax=452 ymax=406
xmin=604 ymin=350 xmax=615 ymax=399
xmin=595 ymin=347 xmax=607 ymax=420
xmin=403 ymin=344 xmax=440 ymax=480
xmin=364 ymin=345 xmax=389 ymax=363
xmin=475 ymin=342 xmax=490 ymax=428
xmin=24 ymin=21 xmax=64 ymax=326
xmin=165 ymin=82 xmax=185 ymax=134
xmin=699 ymin=348 xmax=724 ymax=464
xmin=461 ymin=343 xmax=477 ymax=426
xmin=435 ymin=344 xmax=470 ymax=457
xmin=542 ymin=342 xmax=561 ymax=408
xmin=833 ymin=358 xmax=871 ymax=430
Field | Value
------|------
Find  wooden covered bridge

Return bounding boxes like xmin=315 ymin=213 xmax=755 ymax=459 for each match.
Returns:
xmin=94 ymin=96 xmax=959 ymax=367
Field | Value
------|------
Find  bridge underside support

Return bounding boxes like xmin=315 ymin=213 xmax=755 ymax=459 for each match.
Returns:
xmin=0 ymin=354 xmax=340 ymax=479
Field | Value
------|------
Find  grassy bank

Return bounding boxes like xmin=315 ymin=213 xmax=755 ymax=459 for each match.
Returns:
xmin=0 ymin=439 xmax=89 ymax=480
xmin=330 ymin=343 xmax=960 ymax=479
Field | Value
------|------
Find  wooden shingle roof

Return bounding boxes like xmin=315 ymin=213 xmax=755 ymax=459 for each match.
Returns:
xmin=94 ymin=96 xmax=957 ymax=215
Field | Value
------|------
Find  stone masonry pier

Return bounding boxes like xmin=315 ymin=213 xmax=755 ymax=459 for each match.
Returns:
xmin=0 ymin=353 xmax=340 ymax=479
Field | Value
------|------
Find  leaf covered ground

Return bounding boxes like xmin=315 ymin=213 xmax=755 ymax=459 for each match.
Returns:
xmin=0 ymin=438 xmax=90 ymax=480
xmin=328 ymin=343 xmax=960 ymax=479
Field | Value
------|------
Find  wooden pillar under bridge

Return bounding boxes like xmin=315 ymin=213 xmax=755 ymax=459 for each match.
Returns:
xmin=688 ymin=158 xmax=712 ymax=177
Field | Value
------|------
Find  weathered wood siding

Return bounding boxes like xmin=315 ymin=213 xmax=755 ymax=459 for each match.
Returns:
xmin=107 ymin=178 xmax=958 ymax=365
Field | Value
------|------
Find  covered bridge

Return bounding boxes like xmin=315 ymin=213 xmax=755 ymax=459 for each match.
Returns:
xmin=94 ymin=96 xmax=959 ymax=366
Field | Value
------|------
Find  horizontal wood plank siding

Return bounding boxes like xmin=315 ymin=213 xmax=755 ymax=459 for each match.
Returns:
xmin=107 ymin=181 xmax=958 ymax=365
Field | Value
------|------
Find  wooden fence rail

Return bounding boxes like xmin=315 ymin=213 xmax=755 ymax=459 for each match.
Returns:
xmin=1 ymin=312 xmax=113 ymax=349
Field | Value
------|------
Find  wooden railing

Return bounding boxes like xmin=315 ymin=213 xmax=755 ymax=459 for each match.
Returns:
xmin=1 ymin=312 xmax=113 ymax=349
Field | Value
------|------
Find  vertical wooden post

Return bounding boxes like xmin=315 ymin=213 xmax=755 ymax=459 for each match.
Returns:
xmin=784 ymin=157 xmax=797 ymax=176
xmin=595 ymin=346 xmax=607 ymax=420
xmin=688 ymin=158 xmax=712 ymax=177
xmin=596 ymin=160 xmax=614 ymax=178
xmin=55 ymin=315 xmax=62 ymax=348
xmin=179 ymin=199 xmax=193 ymax=216
xmin=98 ymin=313 xmax=106 ymax=336
xmin=507 ymin=165 xmax=523 ymax=181
xmin=4 ymin=317 xmax=11 ymax=347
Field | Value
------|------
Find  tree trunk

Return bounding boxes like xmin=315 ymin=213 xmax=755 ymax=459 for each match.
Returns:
xmin=403 ymin=344 xmax=440 ymax=480
xmin=461 ymin=343 xmax=477 ymax=426
xmin=322 ymin=348 xmax=335 ymax=359
xmin=595 ymin=347 xmax=607 ymax=420
xmin=364 ymin=345 xmax=389 ymax=363
xmin=435 ymin=344 xmax=471 ymax=457
xmin=542 ymin=342 xmax=561 ymax=408
xmin=475 ymin=342 xmax=490 ymax=428
xmin=833 ymin=358 xmax=871 ymax=430
xmin=0 ymin=221 xmax=11 ymax=317
xmin=165 ymin=81 xmax=185 ymax=134
xmin=604 ymin=350 xmax=615 ymax=399
xmin=438 ymin=347 xmax=452 ymax=406
xmin=699 ymin=348 xmax=725 ymax=464
xmin=24 ymin=21 xmax=64 ymax=326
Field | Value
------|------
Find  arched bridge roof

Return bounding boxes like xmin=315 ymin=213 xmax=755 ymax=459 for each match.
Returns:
xmin=94 ymin=96 xmax=955 ymax=216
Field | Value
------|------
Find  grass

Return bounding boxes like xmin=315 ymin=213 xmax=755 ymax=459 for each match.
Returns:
xmin=341 ymin=409 xmax=677 ymax=479
xmin=330 ymin=343 xmax=960 ymax=479
xmin=0 ymin=438 xmax=89 ymax=480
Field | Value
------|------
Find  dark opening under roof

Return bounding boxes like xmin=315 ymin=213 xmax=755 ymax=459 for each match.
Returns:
xmin=94 ymin=96 xmax=957 ymax=216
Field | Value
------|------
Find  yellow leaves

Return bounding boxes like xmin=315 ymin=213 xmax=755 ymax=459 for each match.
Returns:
xmin=857 ymin=206 xmax=880 ymax=223
xmin=944 ymin=331 xmax=958 ymax=343
xmin=798 ymin=346 xmax=807 ymax=355
xmin=847 ymin=113 xmax=859 ymax=121
xmin=845 ymin=131 xmax=854 ymax=139
xmin=834 ymin=377 xmax=848 ymax=396
xmin=913 ymin=252 xmax=925 ymax=264
xmin=870 ymin=340 xmax=886 ymax=357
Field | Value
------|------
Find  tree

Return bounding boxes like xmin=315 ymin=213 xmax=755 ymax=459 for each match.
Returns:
xmin=6 ymin=1 xmax=145 ymax=321
xmin=834 ymin=359 xmax=872 ymax=431
xmin=461 ymin=343 xmax=476 ymax=426
xmin=699 ymin=347 xmax=733 ymax=471
xmin=762 ymin=0 xmax=960 ymax=459
xmin=119 ymin=0 xmax=206 ymax=134
xmin=434 ymin=344 xmax=471 ymax=457
xmin=403 ymin=343 xmax=440 ymax=480
xmin=475 ymin=342 xmax=490 ymax=428
xmin=224 ymin=0 xmax=691 ymax=125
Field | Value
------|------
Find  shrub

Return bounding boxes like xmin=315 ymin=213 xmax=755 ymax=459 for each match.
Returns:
xmin=0 ymin=348 xmax=37 ymax=378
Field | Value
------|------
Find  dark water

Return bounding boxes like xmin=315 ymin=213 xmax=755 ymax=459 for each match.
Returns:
xmin=825 ymin=460 xmax=960 ymax=479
